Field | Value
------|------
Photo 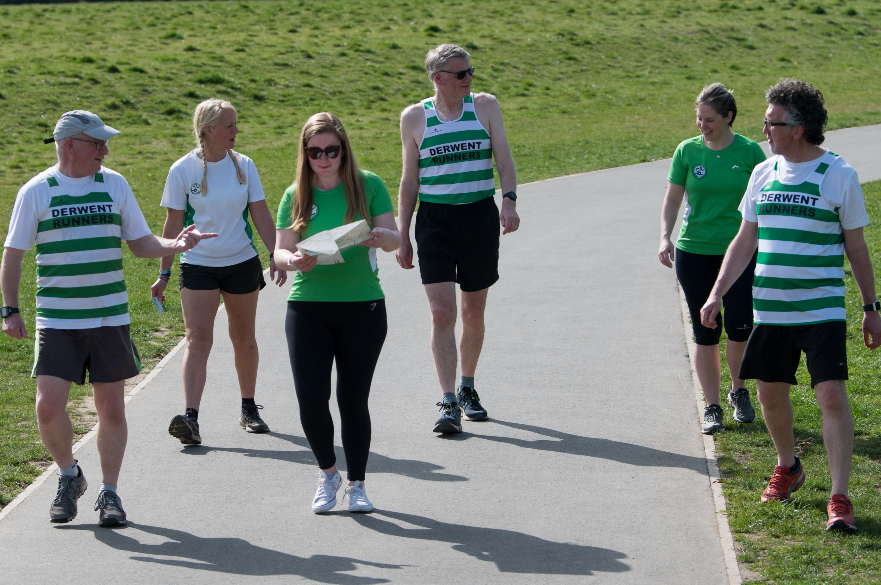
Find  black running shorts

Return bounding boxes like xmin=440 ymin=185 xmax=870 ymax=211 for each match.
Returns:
xmin=32 ymin=325 xmax=142 ymax=385
xmin=179 ymin=255 xmax=266 ymax=294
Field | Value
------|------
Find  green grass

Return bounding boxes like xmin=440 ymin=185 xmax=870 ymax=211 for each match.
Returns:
xmin=716 ymin=180 xmax=881 ymax=584
xmin=1 ymin=0 xmax=881 ymax=579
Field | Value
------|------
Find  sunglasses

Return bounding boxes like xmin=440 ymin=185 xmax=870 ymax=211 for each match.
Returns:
xmin=305 ymin=145 xmax=342 ymax=160
xmin=440 ymin=66 xmax=475 ymax=80
xmin=763 ymin=118 xmax=794 ymax=128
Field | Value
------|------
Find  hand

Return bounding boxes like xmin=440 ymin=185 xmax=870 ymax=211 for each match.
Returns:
xmin=151 ymin=278 xmax=168 ymax=302
xmin=289 ymin=250 xmax=319 ymax=273
xmin=658 ymin=238 xmax=675 ymax=268
xmin=359 ymin=228 xmax=392 ymax=249
xmin=172 ymin=225 xmax=218 ymax=253
xmin=396 ymin=237 xmax=414 ymax=269
xmin=1 ymin=312 xmax=28 ymax=340
xmin=700 ymin=296 xmax=722 ymax=329
xmin=500 ymin=199 xmax=519 ymax=235
xmin=269 ymin=257 xmax=287 ymax=286
xmin=863 ymin=311 xmax=881 ymax=349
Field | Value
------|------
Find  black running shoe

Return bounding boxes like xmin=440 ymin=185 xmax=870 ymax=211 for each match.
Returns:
xmin=240 ymin=404 xmax=270 ymax=433
xmin=456 ymin=387 xmax=488 ymax=421
xmin=169 ymin=414 xmax=201 ymax=445
xmin=94 ymin=490 xmax=127 ymax=527
xmin=728 ymin=388 xmax=756 ymax=423
xmin=702 ymin=404 xmax=724 ymax=434
xmin=49 ymin=465 xmax=87 ymax=523
xmin=433 ymin=401 xmax=462 ymax=434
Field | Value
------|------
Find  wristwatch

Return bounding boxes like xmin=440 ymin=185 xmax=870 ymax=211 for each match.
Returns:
xmin=862 ymin=300 xmax=881 ymax=312
xmin=502 ymin=191 xmax=517 ymax=202
xmin=1 ymin=306 xmax=20 ymax=318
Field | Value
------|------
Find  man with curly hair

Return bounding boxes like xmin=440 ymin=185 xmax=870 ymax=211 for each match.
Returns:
xmin=699 ymin=79 xmax=881 ymax=532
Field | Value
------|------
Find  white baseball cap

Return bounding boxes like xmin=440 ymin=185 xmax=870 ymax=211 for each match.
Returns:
xmin=43 ymin=110 xmax=120 ymax=144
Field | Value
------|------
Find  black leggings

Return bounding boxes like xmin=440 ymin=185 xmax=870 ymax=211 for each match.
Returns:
xmin=285 ymin=300 xmax=387 ymax=481
xmin=675 ymin=248 xmax=756 ymax=346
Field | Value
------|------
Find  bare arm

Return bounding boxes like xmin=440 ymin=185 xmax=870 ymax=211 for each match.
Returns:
xmin=150 ymin=209 xmax=185 ymax=302
xmin=1 ymin=247 xmax=28 ymax=339
xmin=274 ymin=228 xmax=318 ymax=273
xmin=395 ymin=104 xmax=424 ymax=269
xmin=699 ymin=220 xmax=758 ymax=328
xmin=126 ymin=225 xmax=217 ymax=259
xmin=249 ymin=199 xmax=286 ymax=286
xmin=359 ymin=211 xmax=402 ymax=252
xmin=476 ymin=93 xmax=519 ymax=235
xmin=844 ymin=226 xmax=881 ymax=349
xmin=659 ymin=182 xmax=686 ymax=268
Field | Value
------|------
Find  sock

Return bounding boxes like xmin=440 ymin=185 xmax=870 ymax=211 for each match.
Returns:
xmin=242 ymin=397 xmax=256 ymax=407
xmin=185 ymin=408 xmax=198 ymax=420
xmin=59 ymin=461 xmax=79 ymax=477
xmin=99 ymin=483 xmax=117 ymax=494
xmin=443 ymin=392 xmax=457 ymax=404
xmin=459 ymin=376 xmax=474 ymax=391
xmin=788 ymin=456 xmax=801 ymax=474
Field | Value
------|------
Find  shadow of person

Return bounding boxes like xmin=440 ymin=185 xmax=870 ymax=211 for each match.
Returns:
xmin=59 ymin=522 xmax=404 ymax=584
xmin=349 ymin=510 xmax=630 ymax=576
xmin=475 ymin=419 xmax=708 ymax=474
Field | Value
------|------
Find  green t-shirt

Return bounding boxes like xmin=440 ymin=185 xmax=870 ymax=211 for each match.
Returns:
xmin=276 ymin=170 xmax=395 ymax=302
xmin=668 ymin=133 xmax=766 ymax=255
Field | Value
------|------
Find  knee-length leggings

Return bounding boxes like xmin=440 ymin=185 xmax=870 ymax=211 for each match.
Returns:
xmin=285 ymin=300 xmax=387 ymax=481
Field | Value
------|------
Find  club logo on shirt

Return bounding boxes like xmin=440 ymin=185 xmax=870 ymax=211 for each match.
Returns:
xmin=693 ymin=165 xmax=707 ymax=179
xmin=311 ymin=204 xmax=319 ymax=220
xmin=190 ymin=183 xmax=201 ymax=196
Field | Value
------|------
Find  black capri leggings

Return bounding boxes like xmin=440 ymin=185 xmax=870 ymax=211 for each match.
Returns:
xmin=675 ymin=248 xmax=756 ymax=346
xmin=285 ymin=300 xmax=387 ymax=481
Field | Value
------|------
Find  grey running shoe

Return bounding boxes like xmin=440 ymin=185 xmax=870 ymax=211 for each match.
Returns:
xmin=49 ymin=465 xmax=87 ymax=523
xmin=456 ymin=387 xmax=488 ymax=421
xmin=728 ymin=388 xmax=756 ymax=423
xmin=433 ymin=400 xmax=462 ymax=434
xmin=702 ymin=404 xmax=724 ymax=434
xmin=94 ymin=490 xmax=127 ymax=527
xmin=344 ymin=481 xmax=374 ymax=513
xmin=240 ymin=404 xmax=270 ymax=433
xmin=312 ymin=471 xmax=343 ymax=514
xmin=168 ymin=414 xmax=201 ymax=445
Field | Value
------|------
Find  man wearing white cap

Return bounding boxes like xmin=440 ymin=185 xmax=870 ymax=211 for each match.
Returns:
xmin=1 ymin=110 xmax=216 ymax=527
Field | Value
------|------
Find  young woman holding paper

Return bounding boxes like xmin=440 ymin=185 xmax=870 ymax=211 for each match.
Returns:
xmin=274 ymin=112 xmax=401 ymax=514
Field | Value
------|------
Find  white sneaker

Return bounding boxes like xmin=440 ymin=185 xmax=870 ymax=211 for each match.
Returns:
xmin=344 ymin=481 xmax=374 ymax=513
xmin=312 ymin=471 xmax=343 ymax=514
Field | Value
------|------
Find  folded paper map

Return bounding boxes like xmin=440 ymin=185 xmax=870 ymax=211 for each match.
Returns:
xmin=296 ymin=220 xmax=372 ymax=265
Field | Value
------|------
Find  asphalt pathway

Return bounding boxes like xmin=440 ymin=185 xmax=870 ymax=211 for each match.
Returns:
xmin=0 ymin=125 xmax=879 ymax=584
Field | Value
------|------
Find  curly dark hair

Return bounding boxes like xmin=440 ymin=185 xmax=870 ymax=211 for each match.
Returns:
xmin=695 ymin=82 xmax=737 ymax=126
xmin=765 ymin=78 xmax=827 ymax=145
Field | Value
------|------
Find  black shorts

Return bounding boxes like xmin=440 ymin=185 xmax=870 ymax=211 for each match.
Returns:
xmin=32 ymin=325 xmax=142 ymax=385
xmin=180 ymin=255 xmax=266 ymax=294
xmin=415 ymin=197 xmax=500 ymax=292
xmin=739 ymin=321 xmax=848 ymax=387
xmin=675 ymin=248 xmax=756 ymax=346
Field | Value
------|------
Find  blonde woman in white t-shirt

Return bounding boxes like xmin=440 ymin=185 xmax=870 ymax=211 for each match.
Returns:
xmin=151 ymin=98 xmax=285 ymax=446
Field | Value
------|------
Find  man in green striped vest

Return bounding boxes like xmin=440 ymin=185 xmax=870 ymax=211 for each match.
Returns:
xmin=1 ymin=110 xmax=216 ymax=527
xmin=700 ymin=80 xmax=881 ymax=533
xmin=396 ymin=44 xmax=520 ymax=434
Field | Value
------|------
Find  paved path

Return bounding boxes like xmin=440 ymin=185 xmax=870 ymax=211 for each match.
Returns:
xmin=0 ymin=125 xmax=878 ymax=584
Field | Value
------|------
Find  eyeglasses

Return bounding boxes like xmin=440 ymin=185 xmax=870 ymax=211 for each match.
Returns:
xmin=763 ymin=118 xmax=795 ymax=128
xmin=70 ymin=137 xmax=109 ymax=150
xmin=305 ymin=145 xmax=342 ymax=160
xmin=439 ymin=67 xmax=475 ymax=80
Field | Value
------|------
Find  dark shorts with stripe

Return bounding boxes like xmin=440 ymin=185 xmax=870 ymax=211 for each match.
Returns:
xmin=415 ymin=197 xmax=500 ymax=292
xmin=179 ymin=255 xmax=266 ymax=294
xmin=32 ymin=324 xmax=142 ymax=385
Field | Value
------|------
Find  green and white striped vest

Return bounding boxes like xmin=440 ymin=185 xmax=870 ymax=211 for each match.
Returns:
xmin=418 ymin=94 xmax=494 ymax=204
xmin=752 ymin=152 xmax=845 ymax=326
xmin=34 ymin=173 xmax=129 ymax=323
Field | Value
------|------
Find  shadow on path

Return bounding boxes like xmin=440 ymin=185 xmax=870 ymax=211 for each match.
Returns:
xmin=474 ymin=419 xmax=709 ymax=474
xmin=350 ymin=510 xmax=630 ymax=576
xmin=60 ymin=523 xmax=404 ymax=584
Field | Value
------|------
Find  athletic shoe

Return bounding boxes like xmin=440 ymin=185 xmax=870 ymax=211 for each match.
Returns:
xmin=94 ymin=490 xmax=127 ymax=528
xmin=456 ymin=387 xmax=488 ymax=421
xmin=761 ymin=462 xmax=806 ymax=503
xmin=433 ymin=400 xmax=462 ymax=434
xmin=728 ymin=388 xmax=756 ymax=423
xmin=344 ymin=481 xmax=374 ymax=513
xmin=49 ymin=465 xmax=88 ymax=523
xmin=240 ymin=404 xmax=270 ymax=433
xmin=702 ymin=404 xmax=724 ymax=434
xmin=826 ymin=494 xmax=857 ymax=532
xmin=312 ymin=471 xmax=343 ymax=514
xmin=168 ymin=414 xmax=201 ymax=445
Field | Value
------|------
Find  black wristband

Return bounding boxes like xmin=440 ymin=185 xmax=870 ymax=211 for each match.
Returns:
xmin=269 ymin=252 xmax=274 ymax=259
xmin=502 ymin=191 xmax=517 ymax=201
xmin=862 ymin=300 xmax=881 ymax=312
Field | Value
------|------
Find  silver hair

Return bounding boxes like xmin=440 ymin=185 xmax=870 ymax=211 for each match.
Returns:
xmin=425 ymin=44 xmax=470 ymax=87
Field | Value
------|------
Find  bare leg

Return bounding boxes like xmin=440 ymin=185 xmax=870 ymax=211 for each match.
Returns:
xmin=221 ymin=289 xmax=260 ymax=400
xmin=726 ymin=340 xmax=748 ymax=392
xmin=694 ymin=343 xmax=721 ymax=406
xmin=180 ymin=287 xmax=221 ymax=409
xmin=425 ymin=282 xmax=458 ymax=397
xmin=92 ymin=381 xmax=127 ymax=486
xmin=814 ymin=380 xmax=853 ymax=496
xmin=35 ymin=375 xmax=75 ymax=469
xmin=460 ymin=288 xmax=489 ymax=378
xmin=756 ymin=380 xmax=796 ymax=469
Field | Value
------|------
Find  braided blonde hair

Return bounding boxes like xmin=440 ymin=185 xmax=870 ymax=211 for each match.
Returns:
xmin=193 ymin=98 xmax=246 ymax=196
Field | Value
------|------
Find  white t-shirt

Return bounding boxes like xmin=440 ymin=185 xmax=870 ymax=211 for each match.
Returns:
xmin=161 ymin=150 xmax=266 ymax=267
